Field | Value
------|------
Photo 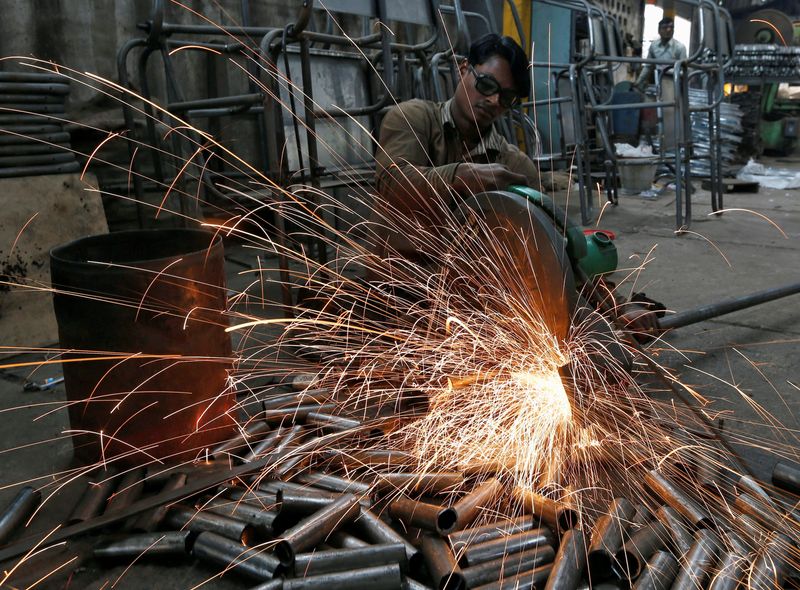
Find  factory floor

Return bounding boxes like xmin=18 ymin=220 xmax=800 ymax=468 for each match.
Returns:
xmin=0 ymin=157 xmax=798 ymax=588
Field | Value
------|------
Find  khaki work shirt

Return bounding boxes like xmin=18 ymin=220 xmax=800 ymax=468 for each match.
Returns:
xmin=636 ymin=38 xmax=687 ymax=87
xmin=375 ymin=98 xmax=540 ymax=205
xmin=372 ymin=98 xmax=541 ymax=259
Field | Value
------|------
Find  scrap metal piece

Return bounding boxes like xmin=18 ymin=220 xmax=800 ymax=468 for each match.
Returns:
xmin=275 ymin=493 xmax=361 ymax=567
xmin=0 ymin=486 xmax=41 ymax=545
xmin=465 ymin=529 xmax=555 ymax=566
xmin=94 ymin=530 xmax=192 ymax=560
xmin=421 ymin=534 xmax=466 ymax=590
xmin=543 ymin=529 xmax=587 ymax=590
xmin=67 ymin=469 xmax=117 ymax=525
xmin=588 ymin=497 xmax=637 ymax=579
xmin=670 ymin=529 xmax=722 ymax=590
xmin=644 ymin=471 xmax=712 ymax=528
xmin=461 ymin=545 xmax=555 ymax=588
xmin=631 ymin=550 xmax=679 ymax=590
xmin=192 ymin=531 xmax=282 ymax=580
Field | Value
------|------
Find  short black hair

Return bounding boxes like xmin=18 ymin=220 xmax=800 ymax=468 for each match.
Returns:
xmin=467 ymin=33 xmax=530 ymax=99
xmin=658 ymin=17 xmax=674 ymax=26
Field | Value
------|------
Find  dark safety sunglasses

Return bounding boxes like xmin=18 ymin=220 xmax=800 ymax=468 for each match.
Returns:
xmin=469 ymin=65 xmax=520 ymax=108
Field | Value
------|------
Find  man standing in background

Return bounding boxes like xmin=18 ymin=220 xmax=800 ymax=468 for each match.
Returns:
xmin=635 ymin=17 xmax=687 ymax=91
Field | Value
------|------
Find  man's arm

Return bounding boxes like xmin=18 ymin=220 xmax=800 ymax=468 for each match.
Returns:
xmin=635 ymin=45 xmax=655 ymax=90
xmin=674 ymin=40 xmax=687 ymax=61
xmin=376 ymin=102 xmax=527 ymax=222
xmin=375 ymin=102 xmax=460 ymax=223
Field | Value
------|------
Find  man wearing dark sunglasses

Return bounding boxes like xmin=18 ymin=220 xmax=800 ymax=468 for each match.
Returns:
xmin=374 ymin=33 xmax=567 ymax=260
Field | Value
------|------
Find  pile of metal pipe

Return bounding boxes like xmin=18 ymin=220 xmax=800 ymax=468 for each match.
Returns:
xmin=1 ymin=383 xmax=798 ymax=589
xmin=0 ymin=71 xmax=79 ymax=177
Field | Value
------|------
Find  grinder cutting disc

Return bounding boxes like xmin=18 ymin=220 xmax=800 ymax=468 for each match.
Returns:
xmin=735 ymin=9 xmax=794 ymax=45
xmin=455 ymin=190 xmax=577 ymax=342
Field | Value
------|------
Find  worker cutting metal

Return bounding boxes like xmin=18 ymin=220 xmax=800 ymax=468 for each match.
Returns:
xmin=635 ymin=17 xmax=687 ymax=91
xmin=371 ymin=33 xmax=659 ymax=344
xmin=373 ymin=33 xmax=570 ymax=263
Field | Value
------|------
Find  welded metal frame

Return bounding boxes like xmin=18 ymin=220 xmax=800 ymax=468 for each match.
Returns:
xmin=529 ymin=0 xmax=733 ymax=230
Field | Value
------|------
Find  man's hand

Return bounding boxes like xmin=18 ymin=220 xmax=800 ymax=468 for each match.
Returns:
xmin=618 ymin=304 xmax=661 ymax=343
xmin=452 ymin=163 xmax=528 ymax=195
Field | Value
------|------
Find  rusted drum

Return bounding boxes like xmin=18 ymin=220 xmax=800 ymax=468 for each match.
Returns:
xmin=50 ymin=229 xmax=235 ymax=466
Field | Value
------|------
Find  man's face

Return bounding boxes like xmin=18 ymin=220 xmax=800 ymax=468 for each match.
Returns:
xmin=658 ymin=21 xmax=674 ymax=42
xmin=453 ymin=55 xmax=517 ymax=132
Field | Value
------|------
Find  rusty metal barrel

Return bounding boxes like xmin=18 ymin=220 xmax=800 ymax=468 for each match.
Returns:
xmin=50 ymin=228 xmax=236 ymax=466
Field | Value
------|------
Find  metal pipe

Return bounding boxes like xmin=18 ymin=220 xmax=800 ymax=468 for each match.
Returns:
xmin=421 ymin=534 xmax=467 ymax=590
xmin=474 ymin=563 xmax=553 ymax=590
xmin=265 ymin=403 xmax=337 ymax=424
xmin=325 ymin=449 xmax=414 ymax=470
xmin=305 ymin=412 xmax=364 ymax=433
xmin=614 ymin=521 xmax=669 ymax=580
xmin=94 ymin=531 xmax=192 ymax=560
xmin=388 ymin=495 xmax=443 ymax=534
xmin=543 ymin=529 xmax=587 ymax=590
xmin=372 ymin=472 xmax=465 ymax=494
xmin=223 ymin=485 xmax=278 ymax=508
xmin=0 ymin=486 xmax=41 ymax=545
xmin=0 ymin=131 xmax=69 ymax=146
xmin=587 ymin=497 xmax=637 ymax=579
xmin=131 ymin=473 xmax=187 ymax=532
xmin=240 ymin=427 xmax=289 ymax=464
xmin=0 ymin=160 xmax=80 ymax=178
xmin=736 ymin=514 xmax=771 ymax=547
xmin=260 ymin=480 xmax=316 ymax=496
xmin=736 ymin=475 xmax=777 ymax=508
xmin=465 ymin=529 xmax=555 ymax=566
xmin=276 ymin=488 xmax=364 ymax=518
xmin=192 ymin=530 xmax=282 ymax=580
xmin=275 ymin=494 xmax=361 ymax=567
xmin=262 ymin=388 xmax=331 ymax=411
xmin=670 ymin=529 xmax=722 ymax=590
xmin=0 ymin=82 xmax=70 ymax=94
xmin=438 ymin=478 xmax=504 ymax=534
xmin=448 ymin=516 xmax=537 ymax=553
xmin=0 ymin=449 xmax=287 ymax=563
xmin=105 ymin=468 xmax=146 ymax=515
xmin=67 ymin=470 xmax=118 ymax=525
xmin=166 ymin=505 xmax=257 ymax=545
xmin=280 ymin=563 xmax=403 ymax=590
xmin=644 ymin=471 xmax=712 ymax=528
xmin=326 ymin=531 xmax=369 ymax=549
xmin=748 ymin=532 xmax=792 ymax=590
xmin=0 ymin=72 xmax=66 ymax=84
xmin=654 ymin=506 xmax=693 ymax=557
xmin=293 ymin=543 xmax=407 ymax=576
xmin=772 ymin=462 xmax=800 ymax=496
xmin=145 ymin=460 xmax=227 ymax=488
xmin=658 ymin=282 xmax=800 ymax=330
xmin=513 ymin=488 xmax=578 ymax=532
xmin=201 ymin=498 xmax=278 ymax=537
xmin=294 ymin=471 xmax=371 ymax=495
xmin=631 ymin=550 xmax=679 ymax=590
xmin=707 ymin=549 xmax=746 ymax=590
xmin=734 ymin=493 xmax=786 ymax=533
xmin=353 ymin=508 xmax=422 ymax=570
xmin=461 ymin=545 xmax=555 ymax=588
xmin=211 ymin=420 xmax=272 ymax=459
xmin=272 ymin=434 xmax=323 ymax=480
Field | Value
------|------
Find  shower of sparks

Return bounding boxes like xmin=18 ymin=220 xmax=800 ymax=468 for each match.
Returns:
xmin=0 ymin=4 xmax=798 ymax=588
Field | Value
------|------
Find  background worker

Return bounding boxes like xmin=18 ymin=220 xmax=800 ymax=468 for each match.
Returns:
xmin=373 ymin=33 xmax=569 ymax=260
xmin=635 ymin=17 xmax=687 ymax=91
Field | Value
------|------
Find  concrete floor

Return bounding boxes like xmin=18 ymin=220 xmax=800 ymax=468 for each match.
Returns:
xmin=0 ymin=158 xmax=798 ymax=588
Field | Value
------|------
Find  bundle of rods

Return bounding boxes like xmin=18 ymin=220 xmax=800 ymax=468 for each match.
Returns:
xmin=2 ymin=377 xmax=798 ymax=590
